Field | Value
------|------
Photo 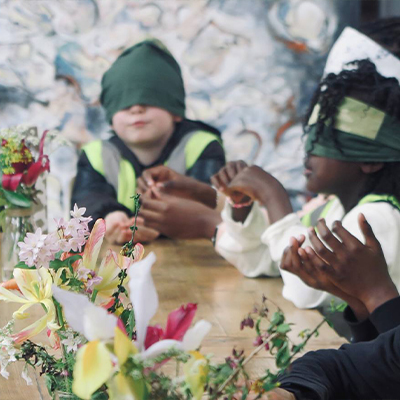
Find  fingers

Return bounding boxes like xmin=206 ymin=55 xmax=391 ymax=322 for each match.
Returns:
xmin=315 ymin=219 xmax=344 ymax=253
xmin=211 ymin=161 xmax=247 ymax=191
xmin=300 ymin=246 xmax=328 ymax=272
xmin=134 ymin=225 xmax=160 ymax=242
xmin=329 ymin=220 xmax=363 ymax=251
xmin=141 ymin=166 xmax=174 ymax=187
xmin=139 ymin=208 xmax=162 ymax=231
xmin=280 ymin=238 xmax=301 ymax=272
xmin=308 ymin=227 xmax=335 ymax=265
xmin=136 ymin=177 xmax=148 ymax=194
xmin=358 ymin=213 xmax=382 ymax=252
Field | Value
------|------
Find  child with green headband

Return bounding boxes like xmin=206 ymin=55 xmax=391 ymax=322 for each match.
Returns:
xmin=212 ymin=58 xmax=400 ymax=317
xmin=71 ymin=39 xmax=225 ymax=244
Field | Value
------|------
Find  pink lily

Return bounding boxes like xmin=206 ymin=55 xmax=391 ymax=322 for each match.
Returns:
xmin=128 ymin=253 xmax=211 ymax=359
xmin=145 ymin=303 xmax=197 ymax=349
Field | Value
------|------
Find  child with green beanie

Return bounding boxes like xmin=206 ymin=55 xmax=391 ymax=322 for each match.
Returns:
xmin=71 ymin=39 xmax=225 ymax=244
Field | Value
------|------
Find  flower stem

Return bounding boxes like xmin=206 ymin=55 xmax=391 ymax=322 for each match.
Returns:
xmin=217 ymin=333 xmax=278 ymax=393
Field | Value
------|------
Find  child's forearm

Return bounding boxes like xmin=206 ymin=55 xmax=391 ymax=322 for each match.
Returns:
xmin=258 ymin=180 xmax=293 ymax=224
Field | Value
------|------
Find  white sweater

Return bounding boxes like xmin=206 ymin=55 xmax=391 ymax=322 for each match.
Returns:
xmin=216 ymin=198 xmax=400 ymax=309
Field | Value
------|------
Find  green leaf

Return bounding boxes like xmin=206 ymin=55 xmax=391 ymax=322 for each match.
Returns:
xmin=276 ymin=323 xmax=291 ymax=334
xmin=14 ymin=261 xmax=35 ymax=270
xmin=275 ymin=341 xmax=291 ymax=368
xmin=268 ymin=311 xmax=285 ymax=332
xmin=0 ymin=209 xmax=5 ymax=230
xmin=1 ymin=189 xmax=31 ymax=208
xmin=49 ymin=254 xmax=82 ymax=272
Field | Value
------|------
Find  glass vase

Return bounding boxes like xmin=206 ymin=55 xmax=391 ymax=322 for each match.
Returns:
xmin=1 ymin=207 xmax=35 ymax=281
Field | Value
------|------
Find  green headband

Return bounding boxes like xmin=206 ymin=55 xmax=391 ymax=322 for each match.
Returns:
xmin=305 ymin=97 xmax=400 ymax=162
xmin=100 ymin=39 xmax=186 ymax=123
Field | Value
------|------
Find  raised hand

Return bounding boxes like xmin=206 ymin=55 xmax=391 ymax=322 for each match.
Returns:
xmin=304 ymin=214 xmax=398 ymax=313
xmin=211 ymin=160 xmax=248 ymax=203
xmin=281 ymin=234 xmax=369 ymax=320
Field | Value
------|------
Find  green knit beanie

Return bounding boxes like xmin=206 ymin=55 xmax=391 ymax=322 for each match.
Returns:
xmin=100 ymin=39 xmax=186 ymax=123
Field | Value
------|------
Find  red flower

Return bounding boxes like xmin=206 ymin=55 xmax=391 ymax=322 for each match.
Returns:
xmin=144 ymin=303 xmax=197 ymax=349
xmin=164 ymin=303 xmax=197 ymax=340
xmin=1 ymin=130 xmax=50 ymax=192
xmin=145 ymin=325 xmax=164 ymax=349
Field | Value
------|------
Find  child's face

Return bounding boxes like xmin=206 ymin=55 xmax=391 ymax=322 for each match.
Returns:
xmin=111 ymin=105 xmax=181 ymax=146
xmin=304 ymin=154 xmax=362 ymax=195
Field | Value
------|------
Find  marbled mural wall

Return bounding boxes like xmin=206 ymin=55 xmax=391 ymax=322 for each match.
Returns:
xmin=0 ymin=0 xmax=359 ymax=216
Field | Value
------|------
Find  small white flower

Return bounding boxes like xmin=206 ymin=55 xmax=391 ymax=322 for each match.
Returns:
xmin=21 ymin=365 xmax=32 ymax=385
xmin=70 ymin=204 xmax=92 ymax=225
xmin=60 ymin=331 xmax=82 ymax=353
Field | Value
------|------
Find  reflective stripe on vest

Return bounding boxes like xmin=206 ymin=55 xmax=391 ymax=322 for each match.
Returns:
xmin=83 ymin=140 xmax=137 ymax=211
xmin=83 ymin=131 xmax=220 ymax=212
xmin=301 ymin=194 xmax=400 ymax=228
xmin=165 ymin=130 xmax=221 ymax=172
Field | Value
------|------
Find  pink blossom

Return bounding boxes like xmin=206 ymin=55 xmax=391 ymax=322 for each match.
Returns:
xmin=18 ymin=229 xmax=59 ymax=268
xmin=144 ymin=303 xmax=198 ymax=349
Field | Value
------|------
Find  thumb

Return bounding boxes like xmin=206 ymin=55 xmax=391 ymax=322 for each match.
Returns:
xmin=358 ymin=213 xmax=382 ymax=251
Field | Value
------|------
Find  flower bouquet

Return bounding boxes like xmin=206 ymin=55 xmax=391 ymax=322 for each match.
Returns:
xmin=0 ymin=125 xmax=65 ymax=280
xmin=0 ymin=197 xmax=339 ymax=400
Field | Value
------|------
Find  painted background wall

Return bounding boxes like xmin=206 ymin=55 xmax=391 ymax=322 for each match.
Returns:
xmin=0 ymin=0 xmax=359 ymax=220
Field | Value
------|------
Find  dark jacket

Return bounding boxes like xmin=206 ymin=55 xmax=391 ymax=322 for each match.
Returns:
xmin=279 ymin=297 xmax=400 ymax=400
xmin=71 ymin=119 xmax=225 ymax=224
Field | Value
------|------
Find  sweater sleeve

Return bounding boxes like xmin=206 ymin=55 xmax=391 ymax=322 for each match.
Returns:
xmin=71 ymin=151 xmax=132 ymax=226
xmin=263 ymin=212 xmax=337 ymax=309
xmin=264 ymin=201 xmax=400 ymax=309
xmin=186 ymin=140 xmax=225 ymax=184
xmin=215 ymin=202 xmax=280 ymax=277
xmin=279 ymin=325 xmax=400 ymax=400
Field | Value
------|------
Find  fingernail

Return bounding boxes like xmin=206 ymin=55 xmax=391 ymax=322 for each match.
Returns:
xmin=305 ymin=247 xmax=313 ymax=255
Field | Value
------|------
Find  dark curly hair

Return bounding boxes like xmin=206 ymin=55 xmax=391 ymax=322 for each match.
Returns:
xmin=303 ymin=57 xmax=400 ymax=202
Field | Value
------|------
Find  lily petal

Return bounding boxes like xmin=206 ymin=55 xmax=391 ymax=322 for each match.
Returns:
xmin=108 ymin=372 xmax=148 ymax=400
xmin=164 ymin=303 xmax=197 ymax=340
xmin=144 ymin=325 xmax=164 ymax=349
xmin=182 ymin=320 xmax=212 ymax=351
xmin=183 ymin=351 xmax=208 ymax=400
xmin=114 ymin=326 xmax=138 ymax=366
xmin=22 ymin=156 xmax=49 ymax=187
xmin=82 ymin=219 xmax=106 ymax=271
xmin=93 ymin=249 xmax=121 ymax=303
xmin=52 ymin=285 xmax=117 ymax=341
xmin=72 ymin=341 xmax=112 ymax=400
xmin=140 ymin=339 xmax=181 ymax=360
xmin=128 ymin=252 xmax=158 ymax=351
xmin=2 ymin=173 xmax=24 ymax=191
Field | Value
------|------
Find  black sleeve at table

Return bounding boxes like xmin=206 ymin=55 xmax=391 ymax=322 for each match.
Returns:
xmin=279 ymin=325 xmax=400 ymax=400
xmin=71 ymin=152 xmax=132 ymax=227
xmin=343 ymin=296 xmax=400 ymax=343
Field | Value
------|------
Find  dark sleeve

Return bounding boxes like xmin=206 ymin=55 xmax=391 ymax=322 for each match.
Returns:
xmin=370 ymin=296 xmax=400 ymax=334
xmin=343 ymin=296 xmax=400 ymax=343
xmin=279 ymin=326 xmax=400 ymax=400
xmin=71 ymin=151 xmax=133 ymax=226
xmin=186 ymin=140 xmax=225 ymax=184
xmin=343 ymin=306 xmax=378 ymax=343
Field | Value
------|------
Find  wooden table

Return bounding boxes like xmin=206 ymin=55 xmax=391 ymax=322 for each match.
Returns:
xmin=0 ymin=239 xmax=346 ymax=400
